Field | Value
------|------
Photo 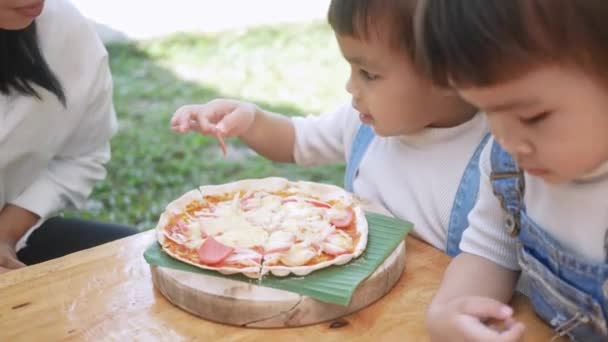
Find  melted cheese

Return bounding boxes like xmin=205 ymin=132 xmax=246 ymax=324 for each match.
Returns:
xmin=185 ymin=190 xmax=355 ymax=260
xmin=183 ymin=220 xmax=204 ymax=249
xmin=199 ymin=216 xmax=237 ymax=236
xmin=216 ymin=227 xmax=268 ymax=248
xmin=186 ymin=220 xmax=202 ymax=237
xmin=265 ymin=230 xmax=295 ymax=251
xmin=327 ymin=207 xmax=348 ymax=221
xmin=326 ymin=230 xmax=353 ymax=250
xmin=279 ymin=244 xmax=317 ymax=266
xmin=185 ymin=235 xmax=204 ymax=249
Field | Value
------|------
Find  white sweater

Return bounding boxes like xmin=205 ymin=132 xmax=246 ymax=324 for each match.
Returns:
xmin=461 ymin=138 xmax=608 ymax=269
xmin=0 ymin=0 xmax=116 ymax=249
xmin=292 ymin=105 xmax=489 ymax=251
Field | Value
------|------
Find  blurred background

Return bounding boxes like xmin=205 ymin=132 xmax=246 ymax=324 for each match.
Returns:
xmin=67 ymin=1 xmax=351 ymax=230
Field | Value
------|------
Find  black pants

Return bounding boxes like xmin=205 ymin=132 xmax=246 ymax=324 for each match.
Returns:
xmin=16 ymin=217 xmax=137 ymax=265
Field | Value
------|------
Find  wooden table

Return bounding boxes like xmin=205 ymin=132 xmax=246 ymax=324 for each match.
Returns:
xmin=0 ymin=231 xmax=558 ymax=341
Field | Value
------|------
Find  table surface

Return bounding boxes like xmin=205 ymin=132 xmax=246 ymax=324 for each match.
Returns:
xmin=0 ymin=230 xmax=559 ymax=341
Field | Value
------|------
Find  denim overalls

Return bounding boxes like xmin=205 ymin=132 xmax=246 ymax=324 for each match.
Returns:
xmin=343 ymin=124 xmax=490 ymax=256
xmin=490 ymin=141 xmax=608 ymax=341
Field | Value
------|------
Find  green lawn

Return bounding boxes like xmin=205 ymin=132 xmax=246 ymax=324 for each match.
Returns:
xmin=68 ymin=21 xmax=350 ymax=230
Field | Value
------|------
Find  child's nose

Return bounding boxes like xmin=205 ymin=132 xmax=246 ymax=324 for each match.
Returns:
xmin=498 ymin=135 xmax=534 ymax=157
xmin=491 ymin=118 xmax=533 ymax=157
xmin=345 ymin=77 xmax=355 ymax=95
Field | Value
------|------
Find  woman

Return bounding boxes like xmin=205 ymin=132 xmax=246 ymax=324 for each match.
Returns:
xmin=0 ymin=0 xmax=135 ymax=273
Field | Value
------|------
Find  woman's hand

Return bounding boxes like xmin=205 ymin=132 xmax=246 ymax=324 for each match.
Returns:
xmin=0 ymin=204 xmax=40 ymax=273
xmin=0 ymin=240 xmax=26 ymax=274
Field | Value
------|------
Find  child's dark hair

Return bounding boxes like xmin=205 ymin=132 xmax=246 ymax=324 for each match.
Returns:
xmin=415 ymin=0 xmax=608 ymax=87
xmin=328 ymin=0 xmax=418 ymax=57
xmin=0 ymin=23 xmax=66 ymax=105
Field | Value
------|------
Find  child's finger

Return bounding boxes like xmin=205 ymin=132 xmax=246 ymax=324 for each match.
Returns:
xmin=196 ymin=115 xmax=220 ymax=135
xmin=459 ymin=297 xmax=513 ymax=321
xmin=171 ymin=106 xmax=196 ymax=133
xmin=191 ymin=106 xmax=233 ymax=134
xmin=188 ymin=119 xmax=200 ymax=131
xmin=457 ymin=315 xmax=522 ymax=342
xmin=461 ymin=321 xmax=504 ymax=342
xmin=215 ymin=129 xmax=227 ymax=157
xmin=170 ymin=106 xmax=189 ymax=127
xmin=498 ymin=321 xmax=525 ymax=342
xmin=215 ymin=107 xmax=251 ymax=136
xmin=461 ymin=322 xmax=510 ymax=342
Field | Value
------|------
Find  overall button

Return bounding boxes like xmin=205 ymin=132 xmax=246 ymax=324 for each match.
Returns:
xmin=505 ymin=213 xmax=520 ymax=237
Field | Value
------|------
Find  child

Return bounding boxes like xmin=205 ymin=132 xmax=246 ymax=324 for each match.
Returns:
xmin=416 ymin=0 xmax=608 ymax=341
xmin=171 ymin=0 xmax=488 ymax=256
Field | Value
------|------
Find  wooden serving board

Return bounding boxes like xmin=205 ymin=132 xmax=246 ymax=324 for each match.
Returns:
xmin=150 ymin=240 xmax=406 ymax=328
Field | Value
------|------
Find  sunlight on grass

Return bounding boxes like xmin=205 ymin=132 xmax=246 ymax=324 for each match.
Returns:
xmin=69 ymin=21 xmax=350 ymax=229
xmin=146 ymin=23 xmax=349 ymax=114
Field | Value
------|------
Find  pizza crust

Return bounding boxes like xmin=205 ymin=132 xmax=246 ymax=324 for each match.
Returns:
xmin=155 ymin=177 xmax=368 ymax=279
xmin=197 ymin=177 xmax=290 ymax=197
xmin=164 ymin=189 xmax=202 ymax=215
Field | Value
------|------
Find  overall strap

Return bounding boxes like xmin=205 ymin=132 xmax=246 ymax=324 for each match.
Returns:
xmin=604 ymin=230 xmax=608 ymax=264
xmin=344 ymin=124 xmax=375 ymax=192
xmin=489 ymin=141 xmax=525 ymax=237
xmin=446 ymin=133 xmax=491 ymax=256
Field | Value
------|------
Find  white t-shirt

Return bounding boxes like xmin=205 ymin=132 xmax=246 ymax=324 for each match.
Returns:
xmin=0 ymin=0 xmax=116 ymax=249
xmin=292 ymin=105 xmax=489 ymax=251
xmin=461 ymin=137 xmax=608 ymax=269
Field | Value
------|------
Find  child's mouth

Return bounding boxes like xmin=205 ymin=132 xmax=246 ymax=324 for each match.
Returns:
xmin=525 ymin=167 xmax=550 ymax=177
xmin=359 ymin=113 xmax=374 ymax=124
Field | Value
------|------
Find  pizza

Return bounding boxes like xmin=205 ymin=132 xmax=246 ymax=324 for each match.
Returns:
xmin=155 ymin=177 xmax=368 ymax=278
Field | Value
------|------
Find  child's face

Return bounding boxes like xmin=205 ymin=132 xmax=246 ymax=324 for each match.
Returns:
xmin=458 ymin=65 xmax=608 ymax=184
xmin=335 ymin=33 xmax=471 ymax=136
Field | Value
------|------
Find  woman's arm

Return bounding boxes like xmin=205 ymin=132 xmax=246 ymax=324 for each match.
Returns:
xmin=10 ymin=52 xmax=116 ymax=219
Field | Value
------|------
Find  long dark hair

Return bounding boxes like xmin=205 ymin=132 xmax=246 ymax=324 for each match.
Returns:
xmin=0 ymin=22 xmax=66 ymax=105
xmin=415 ymin=0 xmax=608 ymax=88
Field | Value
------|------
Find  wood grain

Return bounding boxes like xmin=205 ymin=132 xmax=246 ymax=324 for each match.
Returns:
xmin=151 ymin=240 xmax=405 ymax=327
xmin=0 ymin=231 xmax=560 ymax=341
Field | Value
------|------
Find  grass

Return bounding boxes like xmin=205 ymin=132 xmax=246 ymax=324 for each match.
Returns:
xmin=67 ymin=21 xmax=350 ymax=230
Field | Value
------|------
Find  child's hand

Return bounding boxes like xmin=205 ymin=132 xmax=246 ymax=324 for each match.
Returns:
xmin=427 ymin=296 xmax=525 ymax=342
xmin=171 ymin=99 xmax=258 ymax=138
xmin=0 ymin=240 xmax=26 ymax=274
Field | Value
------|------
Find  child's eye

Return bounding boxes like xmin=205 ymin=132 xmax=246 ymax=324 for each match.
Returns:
xmin=359 ymin=69 xmax=379 ymax=81
xmin=521 ymin=111 xmax=550 ymax=125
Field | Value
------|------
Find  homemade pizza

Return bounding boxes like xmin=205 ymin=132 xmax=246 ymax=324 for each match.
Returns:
xmin=156 ymin=177 xmax=368 ymax=278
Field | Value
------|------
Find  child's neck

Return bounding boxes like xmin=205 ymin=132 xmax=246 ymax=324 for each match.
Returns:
xmin=427 ymin=102 xmax=478 ymax=129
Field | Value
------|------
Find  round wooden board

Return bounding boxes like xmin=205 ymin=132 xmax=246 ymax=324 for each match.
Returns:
xmin=150 ymin=240 xmax=406 ymax=328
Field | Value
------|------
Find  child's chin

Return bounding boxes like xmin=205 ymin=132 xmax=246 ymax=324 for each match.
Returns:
xmin=534 ymin=172 xmax=568 ymax=185
xmin=370 ymin=126 xmax=390 ymax=137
